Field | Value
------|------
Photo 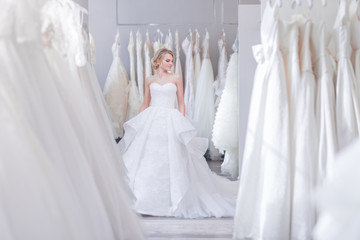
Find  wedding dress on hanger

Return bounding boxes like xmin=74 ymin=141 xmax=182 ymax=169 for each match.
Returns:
xmin=144 ymin=31 xmax=152 ymax=78
xmin=152 ymin=29 xmax=163 ymax=53
xmin=234 ymin=2 xmax=292 ymax=239
xmin=103 ymin=32 xmax=129 ymax=138
xmin=182 ymin=32 xmax=195 ymax=119
xmin=213 ymin=41 xmax=239 ymax=177
xmin=126 ymin=31 xmax=142 ymax=120
xmin=193 ymin=31 xmax=221 ymax=160
xmin=136 ymin=30 xmax=144 ymax=101
xmin=334 ymin=0 xmax=360 ymax=149
xmin=291 ymin=15 xmax=317 ymax=240
xmin=0 ymin=3 xmax=104 ymax=237
xmin=164 ymin=30 xmax=175 ymax=72
xmin=164 ymin=30 xmax=173 ymax=51
xmin=4 ymin=1 xmax=117 ymax=238
xmin=119 ymin=82 xmax=238 ymax=218
xmin=41 ymin=3 xmax=144 ymax=239
xmin=351 ymin=0 xmax=360 ymax=102
xmin=214 ymin=32 xmax=228 ymax=108
xmin=312 ymin=21 xmax=338 ymax=181
xmin=193 ymin=30 xmax=201 ymax=93
xmin=175 ymin=30 xmax=183 ymax=78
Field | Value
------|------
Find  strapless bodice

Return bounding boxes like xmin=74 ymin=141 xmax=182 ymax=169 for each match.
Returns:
xmin=149 ymin=83 xmax=177 ymax=109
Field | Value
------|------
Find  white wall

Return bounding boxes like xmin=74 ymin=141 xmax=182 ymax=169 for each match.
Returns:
xmin=89 ymin=0 xmax=238 ymax=89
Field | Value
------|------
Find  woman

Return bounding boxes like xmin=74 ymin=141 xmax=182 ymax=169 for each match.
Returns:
xmin=119 ymin=48 xmax=238 ymax=218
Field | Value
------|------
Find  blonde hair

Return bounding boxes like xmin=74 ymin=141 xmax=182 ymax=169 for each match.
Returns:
xmin=151 ymin=48 xmax=174 ymax=70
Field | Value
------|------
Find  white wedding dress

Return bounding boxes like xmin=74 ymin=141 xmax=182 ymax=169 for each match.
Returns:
xmin=214 ymin=33 xmax=228 ymax=108
xmin=126 ymin=31 xmax=142 ymax=120
xmin=194 ymin=31 xmax=221 ymax=160
xmin=164 ymin=31 xmax=175 ymax=72
xmin=213 ymin=42 xmax=239 ymax=177
xmin=234 ymin=2 xmax=292 ymax=239
xmin=175 ymin=30 xmax=183 ymax=78
xmin=193 ymin=30 xmax=202 ymax=93
xmin=1 ymin=1 xmax=118 ymax=239
xmin=103 ymin=32 xmax=129 ymax=138
xmin=313 ymin=21 xmax=338 ymax=182
xmin=144 ymin=31 xmax=152 ymax=78
xmin=351 ymin=0 xmax=360 ymax=103
xmin=119 ymin=82 xmax=238 ymax=218
xmin=291 ymin=15 xmax=318 ymax=240
xmin=182 ymin=34 xmax=195 ymax=119
xmin=334 ymin=0 xmax=360 ymax=149
xmin=136 ymin=30 xmax=144 ymax=101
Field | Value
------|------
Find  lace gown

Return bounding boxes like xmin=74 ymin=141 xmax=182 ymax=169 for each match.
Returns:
xmin=136 ymin=30 xmax=144 ymax=101
xmin=182 ymin=34 xmax=195 ymax=119
xmin=103 ymin=32 xmax=129 ymax=138
xmin=119 ymin=83 xmax=238 ymax=218
xmin=126 ymin=31 xmax=142 ymax=120
xmin=193 ymin=31 xmax=221 ymax=160
xmin=334 ymin=0 xmax=360 ymax=149
xmin=213 ymin=42 xmax=239 ymax=177
xmin=234 ymin=2 xmax=292 ymax=239
xmin=214 ymin=33 xmax=228 ymax=108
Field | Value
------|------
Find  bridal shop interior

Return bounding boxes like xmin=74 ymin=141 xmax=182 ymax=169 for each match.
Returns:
xmin=2 ymin=0 xmax=360 ymax=239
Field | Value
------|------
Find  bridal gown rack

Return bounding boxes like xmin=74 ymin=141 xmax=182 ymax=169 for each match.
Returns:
xmin=103 ymin=27 xmax=241 ymax=166
xmin=0 ymin=0 xmax=144 ymax=239
xmin=234 ymin=0 xmax=360 ymax=239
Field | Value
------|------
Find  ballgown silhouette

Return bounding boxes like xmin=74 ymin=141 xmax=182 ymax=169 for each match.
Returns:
xmin=119 ymin=82 xmax=238 ymax=218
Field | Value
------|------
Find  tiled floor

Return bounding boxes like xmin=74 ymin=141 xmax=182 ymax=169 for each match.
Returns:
xmin=141 ymin=160 xmax=235 ymax=240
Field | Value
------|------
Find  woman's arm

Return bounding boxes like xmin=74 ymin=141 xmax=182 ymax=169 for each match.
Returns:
xmin=140 ymin=77 xmax=152 ymax=112
xmin=175 ymin=74 xmax=185 ymax=116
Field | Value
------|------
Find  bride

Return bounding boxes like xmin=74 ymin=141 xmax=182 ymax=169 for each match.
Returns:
xmin=119 ymin=48 xmax=238 ymax=218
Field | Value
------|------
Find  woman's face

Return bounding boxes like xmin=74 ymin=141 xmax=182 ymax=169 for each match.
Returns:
xmin=159 ymin=53 xmax=174 ymax=72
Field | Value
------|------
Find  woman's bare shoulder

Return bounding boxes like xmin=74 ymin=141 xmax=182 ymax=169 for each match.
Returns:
xmin=168 ymin=73 xmax=182 ymax=81
xmin=145 ymin=75 xmax=155 ymax=84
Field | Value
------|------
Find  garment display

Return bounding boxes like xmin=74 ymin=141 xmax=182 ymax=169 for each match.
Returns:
xmin=234 ymin=2 xmax=292 ymax=239
xmin=144 ymin=31 xmax=152 ymax=78
xmin=193 ymin=31 xmax=221 ymax=160
xmin=213 ymin=42 xmax=239 ymax=177
xmin=126 ymin=31 xmax=142 ymax=120
xmin=136 ymin=30 xmax=145 ymax=101
xmin=193 ymin=30 xmax=201 ymax=92
xmin=103 ymin=32 xmax=129 ymax=138
xmin=334 ymin=0 xmax=360 ymax=149
xmin=214 ymin=32 xmax=228 ymax=108
xmin=0 ymin=0 xmax=144 ymax=239
xmin=182 ymin=34 xmax=195 ymax=119
xmin=119 ymin=82 xmax=238 ymax=218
